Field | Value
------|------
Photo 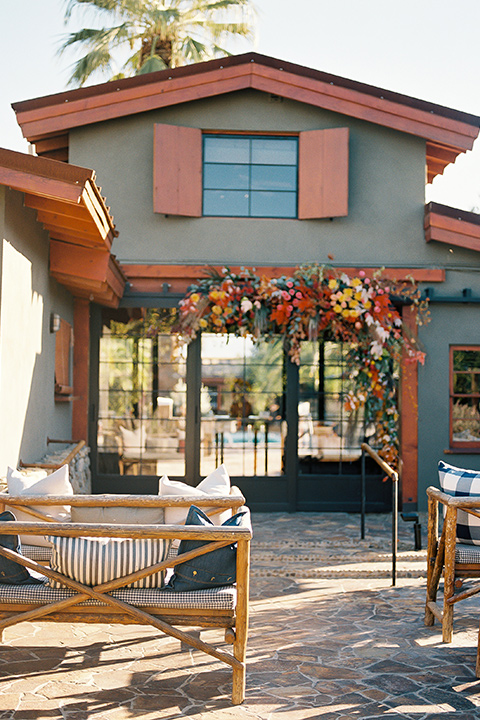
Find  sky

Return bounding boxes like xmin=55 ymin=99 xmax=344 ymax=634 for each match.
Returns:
xmin=1 ymin=0 xmax=479 ymax=211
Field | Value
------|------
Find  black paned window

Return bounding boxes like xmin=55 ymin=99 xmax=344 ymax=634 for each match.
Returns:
xmin=203 ymin=135 xmax=298 ymax=218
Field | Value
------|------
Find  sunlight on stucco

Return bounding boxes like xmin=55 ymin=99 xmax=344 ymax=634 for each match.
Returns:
xmin=0 ymin=240 xmax=43 ymax=465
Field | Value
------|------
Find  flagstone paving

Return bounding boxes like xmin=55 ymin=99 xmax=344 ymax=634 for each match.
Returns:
xmin=1 ymin=512 xmax=480 ymax=719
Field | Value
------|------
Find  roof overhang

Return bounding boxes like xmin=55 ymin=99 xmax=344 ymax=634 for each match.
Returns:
xmin=425 ymin=202 xmax=480 ymax=252
xmin=12 ymin=53 xmax=480 ymax=183
xmin=0 ymin=148 xmax=125 ymax=306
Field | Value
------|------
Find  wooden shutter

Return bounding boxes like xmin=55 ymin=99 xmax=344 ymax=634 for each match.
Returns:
xmin=298 ymin=128 xmax=349 ymax=219
xmin=55 ymin=318 xmax=73 ymax=399
xmin=153 ymin=124 xmax=202 ymax=217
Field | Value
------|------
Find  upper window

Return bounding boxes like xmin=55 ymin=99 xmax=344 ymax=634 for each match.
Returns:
xmin=450 ymin=346 xmax=480 ymax=447
xmin=202 ymin=135 xmax=298 ymax=218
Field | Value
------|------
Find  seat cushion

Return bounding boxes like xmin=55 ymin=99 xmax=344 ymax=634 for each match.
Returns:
xmin=438 ymin=461 xmax=480 ymax=545
xmin=455 ymin=543 xmax=480 ymax=564
xmin=0 ymin=582 xmax=236 ymax=610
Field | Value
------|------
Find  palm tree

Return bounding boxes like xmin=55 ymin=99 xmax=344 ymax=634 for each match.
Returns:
xmin=61 ymin=0 xmax=256 ymax=86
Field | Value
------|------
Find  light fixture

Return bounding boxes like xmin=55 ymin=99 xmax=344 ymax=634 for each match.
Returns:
xmin=50 ymin=313 xmax=61 ymax=333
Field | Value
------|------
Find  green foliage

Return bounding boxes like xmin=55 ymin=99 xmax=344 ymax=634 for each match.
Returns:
xmin=60 ymin=0 xmax=256 ymax=86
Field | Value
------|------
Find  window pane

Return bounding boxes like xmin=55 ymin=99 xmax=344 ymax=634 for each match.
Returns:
xmin=452 ymin=398 xmax=480 ymax=442
xmin=251 ymin=165 xmax=297 ymax=191
xmin=203 ymin=189 xmax=249 ymax=216
xmin=203 ymin=163 xmax=250 ymax=189
xmin=453 ymin=349 xmax=480 ymax=371
xmin=453 ymin=373 xmax=473 ymax=394
xmin=250 ymin=191 xmax=296 ymax=218
xmin=251 ymin=138 xmax=297 ymax=165
xmin=204 ymin=136 xmax=250 ymax=163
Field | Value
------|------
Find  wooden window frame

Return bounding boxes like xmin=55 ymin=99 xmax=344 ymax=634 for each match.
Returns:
xmin=450 ymin=345 xmax=480 ymax=450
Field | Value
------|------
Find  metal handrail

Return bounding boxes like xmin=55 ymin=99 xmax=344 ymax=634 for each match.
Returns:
xmin=361 ymin=442 xmax=399 ymax=586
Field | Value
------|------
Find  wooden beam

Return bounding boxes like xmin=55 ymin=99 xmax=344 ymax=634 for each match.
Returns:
xmin=400 ymin=306 xmax=419 ymax=507
xmin=0 ymin=166 xmax=82 ymax=203
xmin=72 ymin=298 xmax=90 ymax=442
xmin=24 ymin=193 xmax=91 ymax=219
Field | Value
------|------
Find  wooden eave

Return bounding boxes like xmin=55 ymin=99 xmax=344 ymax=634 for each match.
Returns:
xmin=12 ymin=53 xmax=480 ymax=183
xmin=425 ymin=202 xmax=480 ymax=252
xmin=0 ymin=147 xmax=125 ymax=306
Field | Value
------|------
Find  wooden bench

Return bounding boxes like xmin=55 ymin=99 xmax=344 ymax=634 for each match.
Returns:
xmin=0 ymin=492 xmax=251 ymax=705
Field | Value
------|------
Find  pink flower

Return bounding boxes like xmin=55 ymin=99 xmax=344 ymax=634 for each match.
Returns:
xmin=286 ymin=281 xmax=294 ymax=288
xmin=296 ymin=292 xmax=302 ymax=298
xmin=282 ymin=290 xmax=290 ymax=300
xmin=359 ymin=270 xmax=366 ymax=278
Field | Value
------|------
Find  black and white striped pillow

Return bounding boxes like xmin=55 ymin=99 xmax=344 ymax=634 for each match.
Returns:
xmin=46 ymin=536 xmax=171 ymax=589
xmin=438 ymin=461 xmax=480 ymax=545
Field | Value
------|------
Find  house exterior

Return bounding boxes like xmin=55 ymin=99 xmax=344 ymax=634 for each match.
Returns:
xmin=0 ymin=149 xmax=124 ymax=474
xmin=10 ymin=53 xmax=480 ymax=512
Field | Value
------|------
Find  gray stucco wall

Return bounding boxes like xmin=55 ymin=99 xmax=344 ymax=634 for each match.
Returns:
xmin=416 ymin=267 xmax=480 ymax=510
xmin=69 ymin=89 xmax=427 ymax=267
xmin=0 ymin=187 xmax=74 ymax=470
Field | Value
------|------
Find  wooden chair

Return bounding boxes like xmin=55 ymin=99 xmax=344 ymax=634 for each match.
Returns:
xmin=425 ymin=486 xmax=480 ymax=676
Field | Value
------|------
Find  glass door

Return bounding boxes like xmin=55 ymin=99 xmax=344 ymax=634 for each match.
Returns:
xmin=200 ymin=334 xmax=286 ymax=479
xmin=96 ymin=307 xmax=187 ymax=482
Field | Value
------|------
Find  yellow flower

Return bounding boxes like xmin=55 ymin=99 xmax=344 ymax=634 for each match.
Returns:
xmin=354 ymin=291 xmax=363 ymax=301
xmin=328 ymin=278 xmax=338 ymax=289
xmin=341 ymin=309 xmax=350 ymax=318
xmin=343 ymin=287 xmax=353 ymax=297
xmin=364 ymin=300 xmax=372 ymax=309
xmin=209 ymin=290 xmax=219 ymax=300
xmin=199 ymin=318 xmax=208 ymax=328
xmin=213 ymin=317 xmax=223 ymax=326
xmin=349 ymin=299 xmax=358 ymax=308
xmin=334 ymin=304 xmax=342 ymax=313
xmin=212 ymin=305 xmax=222 ymax=315
xmin=351 ymin=278 xmax=362 ymax=287
xmin=190 ymin=293 xmax=200 ymax=303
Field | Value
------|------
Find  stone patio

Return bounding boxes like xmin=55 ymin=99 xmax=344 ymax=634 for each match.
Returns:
xmin=1 ymin=512 xmax=479 ymax=719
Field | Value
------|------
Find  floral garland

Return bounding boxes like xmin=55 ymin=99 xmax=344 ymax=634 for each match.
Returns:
xmin=176 ymin=265 xmax=428 ymax=465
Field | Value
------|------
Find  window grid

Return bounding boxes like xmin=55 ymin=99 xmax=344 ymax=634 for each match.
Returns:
xmin=202 ymin=134 xmax=298 ymax=218
xmin=450 ymin=345 xmax=480 ymax=448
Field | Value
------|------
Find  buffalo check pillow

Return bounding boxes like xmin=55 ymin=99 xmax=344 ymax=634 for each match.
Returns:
xmin=45 ymin=536 xmax=171 ymax=589
xmin=438 ymin=461 xmax=480 ymax=545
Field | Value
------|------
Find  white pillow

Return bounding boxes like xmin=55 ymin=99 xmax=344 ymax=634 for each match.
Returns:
xmin=158 ymin=465 xmax=231 ymax=525
xmin=120 ymin=426 xmax=145 ymax=456
xmin=6 ymin=465 xmax=73 ymax=547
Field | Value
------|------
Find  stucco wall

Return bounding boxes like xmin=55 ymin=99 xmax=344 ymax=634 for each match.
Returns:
xmin=69 ymin=89 xmax=427 ymax=267
xmin=416 ymin=268 xmax=480 ymax=509
xmin=0 ymin=187 xmax=74 ymax=470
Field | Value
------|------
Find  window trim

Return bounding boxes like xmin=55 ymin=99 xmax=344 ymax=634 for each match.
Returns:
xmin=450 ymin=344 xmax=480 ymax=449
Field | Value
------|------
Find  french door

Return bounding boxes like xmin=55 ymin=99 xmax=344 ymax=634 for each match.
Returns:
xmin=90 ymin=305 xmax=387 ymax=510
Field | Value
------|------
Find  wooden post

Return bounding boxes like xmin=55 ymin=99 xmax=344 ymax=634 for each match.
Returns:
xmin=232 ymin=536 xmax=250 ymax=704
xmin=442 ymin=505 xmax=458 ymax=642
xmin=425 ymin=495 xmax=439 ymax=626
xmin=72 ymin=298 xmax=90 ymax=442
xmin=399 ymin=305 xmax=419 ymax=508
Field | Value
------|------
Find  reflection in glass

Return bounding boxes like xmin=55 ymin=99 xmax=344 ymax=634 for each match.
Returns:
xmin=200 ymin=334 xmax=285 ymax=477
xmin=97 ymin=308 xmax=186 ymax=477
xmin=298 ymin=341 xmax=365 ymax=474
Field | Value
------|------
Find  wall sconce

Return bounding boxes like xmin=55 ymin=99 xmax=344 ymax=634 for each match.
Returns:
xmin=50 ymin=313 xmax=61 ymax=333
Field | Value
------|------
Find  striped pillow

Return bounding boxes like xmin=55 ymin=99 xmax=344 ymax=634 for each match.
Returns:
xmin=438 ymin=461 xmax=480 ymax=545
xmin=46 ymin=536 xmax=171 ymax=589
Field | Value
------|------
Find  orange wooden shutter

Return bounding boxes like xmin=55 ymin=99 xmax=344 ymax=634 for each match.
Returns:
xmin=298 ymin=128 xmax=349 ymax=219
xmin=55 ymin=318 xmax=73 ymax=398
xmin=153 ymin=124 xmax=202 ymax=217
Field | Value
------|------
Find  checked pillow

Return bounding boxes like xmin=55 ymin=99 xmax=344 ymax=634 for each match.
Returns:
xmin=438 ymin=461 xmax=480 ymax=545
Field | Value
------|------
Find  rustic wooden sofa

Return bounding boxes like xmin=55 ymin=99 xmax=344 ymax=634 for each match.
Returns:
xmin=0 ymin=492 xmax=251 ymax=705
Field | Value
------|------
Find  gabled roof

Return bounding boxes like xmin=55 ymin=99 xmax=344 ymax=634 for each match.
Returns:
xmin=425 ymin=202 xmax=480 ymax=253
xmin=0 ymin=148 xmax=125 ymax=306
xmin=12 ymin=53 xmax=480 ymax=183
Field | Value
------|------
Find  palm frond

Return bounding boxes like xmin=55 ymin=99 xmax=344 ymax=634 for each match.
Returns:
xmin=137 ymin=55 xmax=168 ymax=74
xmin=67 ymin=46 xmax=114 ymax=85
